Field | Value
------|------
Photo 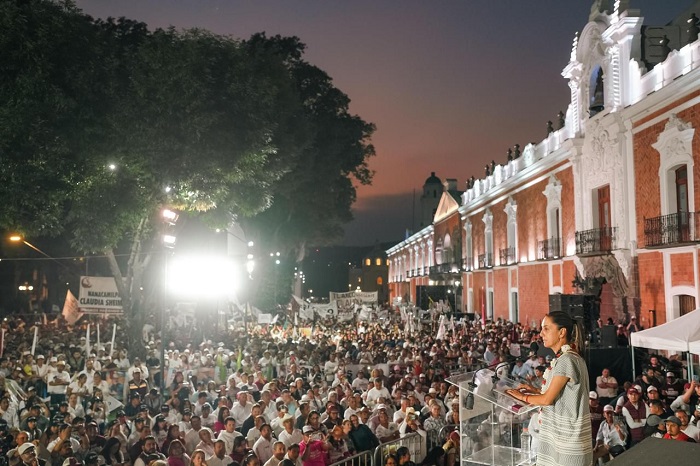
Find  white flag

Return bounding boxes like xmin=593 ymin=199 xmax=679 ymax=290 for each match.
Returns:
xmin=436 ymin=315 xmax=446 ymax=341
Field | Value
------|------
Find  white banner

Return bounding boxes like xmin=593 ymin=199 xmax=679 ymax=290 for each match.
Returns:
xmin=258 ymin=313 xmax=273 ymax=324
xmin=329 ymin=291 xmax=378 ymax=305
xmin=62 ymin=290 xmax=84 ymax=325
xmin=78 ymin=276 xmax=123 ymax=314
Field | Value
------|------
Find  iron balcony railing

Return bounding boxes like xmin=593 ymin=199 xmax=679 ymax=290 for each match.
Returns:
xmin=575 ymin=227 xmax=617 ymax=255
xmin=537 ymin=237 xmax=562 ymax=260
xmin=499 ymin=246 xmax=516 ymax=265
xmin=645 ymin=212 xmax=700 ymax=248
xmin=430 ymin=262 xmax=461 ymax=274
xmin=478 ymin=253 xmax=493 ymax=269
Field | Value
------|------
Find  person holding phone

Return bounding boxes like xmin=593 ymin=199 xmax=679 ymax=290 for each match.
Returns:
xmin=299 ymin=426 xmax=329 ymax=466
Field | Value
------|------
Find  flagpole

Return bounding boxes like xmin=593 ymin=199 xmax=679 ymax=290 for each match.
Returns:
xmin=97 ymin=323 xmax=101 ymax=352
xmin=31 ymin=326 xmax=38 ymax=355
xmin=0 ymin=328 xmax=4 ymax=357
xmin=110 ymin=324 xmax=117 ymax=358
xmin=85 ymin=323 xmax=91 ymax=356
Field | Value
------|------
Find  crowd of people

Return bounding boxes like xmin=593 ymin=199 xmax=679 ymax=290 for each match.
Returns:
xmin=0 ymin=307 xmax=697 ymax=466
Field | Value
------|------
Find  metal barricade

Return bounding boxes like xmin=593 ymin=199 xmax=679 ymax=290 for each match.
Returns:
xmin=373 ymin=432 xmax=424 ymax=466
xmin=430 ymin=423 xmax=458 ymax=450
xmin=328 ymin=450 xmax=374 ymax=466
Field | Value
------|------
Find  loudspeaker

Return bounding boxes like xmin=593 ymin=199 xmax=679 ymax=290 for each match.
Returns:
xmin=608 ymin=437 xmax=700 ymax=465
xmin=600 ymin=325 xmax=617 ymax=347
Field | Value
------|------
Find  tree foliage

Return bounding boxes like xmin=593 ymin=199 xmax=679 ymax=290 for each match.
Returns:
xmin=0 ymin=0 xmax=375 ymax=350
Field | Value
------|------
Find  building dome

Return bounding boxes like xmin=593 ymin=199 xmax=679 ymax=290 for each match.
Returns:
xmin=424 ymin=172 xmax=442 ymax=186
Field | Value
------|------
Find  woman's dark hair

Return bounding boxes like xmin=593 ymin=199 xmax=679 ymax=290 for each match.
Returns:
xmin=167 ymin=424 xmax=180 ymax=438
xmin=547 ymin=311 xmax=585 ymax=351
xmin=100 ymin=437 xmax=124 ymax=465
xmin=279 ymin=460 xmax=295 ymax=466
xmin=217 ymin=407 xmax=230 ymax=424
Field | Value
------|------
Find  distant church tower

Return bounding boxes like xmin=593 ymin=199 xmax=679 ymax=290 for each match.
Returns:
xmin=420 ymin=172 xmax=442 ymax=228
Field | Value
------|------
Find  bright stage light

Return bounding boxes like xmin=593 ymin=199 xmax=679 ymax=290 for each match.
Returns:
xmin=168 ymin=255 xmax=240 ymax=298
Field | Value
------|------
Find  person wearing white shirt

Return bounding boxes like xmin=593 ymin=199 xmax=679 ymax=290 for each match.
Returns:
xmin=47 ymin=361 xmax=71 ymax=403
xmin=0 ymin=398 xmax=19 ymax=429
xmin=216 ymin=418 xmax=242 ymax=455
xmin=207 ymin=440 xmax=234 ymax=466
xmin=230 ymin=392 xmax=253 ymax=426
xmin=366 ymin=379 xmax=391 ymax=408
xmin=351 ymin=372 xmax=369 ymax=392
xmin=278 ymin=415 xmax=302 ymax=448
xmin=252 ymin=424 xmax=275 ymax=465
xmin=676 ymin=409 xmax=700 ymax=442
xmin=263 ymin=441 xmax=287 ymax=466
xmin=185 ymin=416 xmax=203 ymax=455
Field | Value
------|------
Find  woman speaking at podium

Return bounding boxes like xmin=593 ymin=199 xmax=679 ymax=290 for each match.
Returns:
xmin=507 ymin=311 xmax=592 ymax=466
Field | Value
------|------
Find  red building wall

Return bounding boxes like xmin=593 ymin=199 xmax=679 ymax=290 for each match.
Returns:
xmin=670 ymin=253 xmax=695 ymax=287
xmin=517 ymin=264 xmax=550 ymax=325
xmin=494 ymin=268 xmax=509 ymax=320
xmin=637 ymin=251 xmax=667 ymax=325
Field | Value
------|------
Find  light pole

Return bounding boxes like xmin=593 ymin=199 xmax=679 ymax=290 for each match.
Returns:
xmin=160 ymin=209 xmax=178 ymax=395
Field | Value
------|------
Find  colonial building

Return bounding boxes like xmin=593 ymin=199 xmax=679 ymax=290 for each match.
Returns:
xmin=388 ymin=0 xmax=700 ymax=328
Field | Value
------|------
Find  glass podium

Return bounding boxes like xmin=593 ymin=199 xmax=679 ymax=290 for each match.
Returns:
xmin=447 ymin=370 xmax=538 ymax=466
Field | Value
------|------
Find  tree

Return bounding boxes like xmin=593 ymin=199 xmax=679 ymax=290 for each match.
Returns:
xmin=0 ymin=1 xmax=375 ymax=353
xmin=240 ymin=34 xmax=375 ymax=306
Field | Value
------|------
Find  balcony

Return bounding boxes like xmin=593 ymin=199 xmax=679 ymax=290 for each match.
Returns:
xmin=537 ymin=237 xmax=562 ymax=260
xmin=478 ymin=253 xmax=493 ymax=269
xmin=645 ymin=212 xmax=700 ymax=248
xmin=428 ymin=262 xmax=462 ymax=278
xmin=499 ymin=246 xmax=516 ymax=265
xmin=575 ymin=227 xmax=617 ymax=256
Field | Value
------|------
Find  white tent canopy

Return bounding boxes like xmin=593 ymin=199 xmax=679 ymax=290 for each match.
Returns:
xmin=630 ymin=308 xmax=700 ymax=352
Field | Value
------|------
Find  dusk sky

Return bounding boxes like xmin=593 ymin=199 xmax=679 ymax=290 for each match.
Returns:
xmin=75 ymin=0 xmax=689 ymax=246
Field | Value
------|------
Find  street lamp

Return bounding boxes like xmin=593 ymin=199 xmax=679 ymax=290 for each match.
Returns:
xmin=9 ymin=235 xmax=53 ymax=260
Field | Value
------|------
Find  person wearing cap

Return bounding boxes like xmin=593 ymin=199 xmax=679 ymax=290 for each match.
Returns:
xmin=595 ymin=368 xmax=618 ymax=406
xmin=17 ymin=442 xmax=46 ymax=466
xmin=674 ymin=409 xmax=700 ymax=442
xmin=662 ymin=415 xmax=693 ymax=441
xmin=29 ymin=355 xmax=50 ymax=397
xmin=589 ymin=391 xmax=605 ymax=438
xmin=299 ymin=425 xmax=329 ymax=466
xmin=510 ymin=358 xmax=533 ymax=381
xmin=593 ymin=405 xmax=627 ymax=462
xmin=621 ymin=387 xmax=647 ymax=446
xmin=127 ymin=368 xmax=149 ymax=400
xmin=661 ymin=371 xmax=683 ymax=403
xmin=47 ymin=361 xmax=71 ymax=405
xmin=505 ymin=312 xmax=592 ymax=466
xmin=278 ymin=414 xmax=302 ymax=448
xmin=200 ymin=403 xmax=216 ymax=429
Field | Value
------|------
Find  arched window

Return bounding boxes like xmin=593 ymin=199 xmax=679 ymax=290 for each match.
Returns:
xmin=376 ymin=277 xmax=383 ymax=285
xmin=365 ymin=258 xmax=371 ymax=266
xmin=375 ymin=258 xmax=382 ymax=266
